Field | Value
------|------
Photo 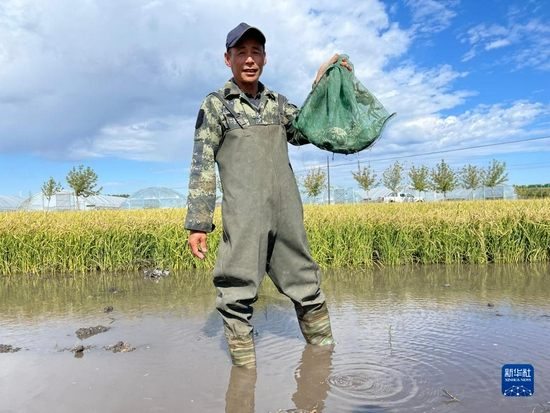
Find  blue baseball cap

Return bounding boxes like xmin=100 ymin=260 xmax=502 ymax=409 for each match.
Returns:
xmin=226 ymin=22 xmax=266 ymax=49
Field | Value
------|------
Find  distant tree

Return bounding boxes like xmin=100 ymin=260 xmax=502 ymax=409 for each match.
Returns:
xmin=460 ymin=164 xmax=484 ymax=200
xmin=382 ymin=161 xmax=404 ymax=193
xmin=106 ymin=194 xmax=130 ymax=198
xmin=408 ymin=165 xmax=430 ymax=198
xmin=351 ymin=162 xmax=378 ymax=201
xmin=483 ymin=159 xmax=508 ymax=199
xmin=301 ymin=167 xmax=326 ymax=204
xmin=430 ymin=159 xmax=458 ymax=200
xmin=41 ymin=177 xmax=63 ymax=210
xmin=66 ymin=165 xmax=102 ymax=209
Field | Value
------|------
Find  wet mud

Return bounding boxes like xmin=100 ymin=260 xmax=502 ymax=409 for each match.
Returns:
xmin=0 ymin=344 xmax=21 ymax=353
xmin=75 ymin=325 xmax=111 ymax=340
xmin=71 ymin=315 xmax=136 ymax=356
xmin=104 ymin=341 xmax=137 ymax=353
xmin=57 ymin=340 xmax=137 ymax=357
xmin=69 ymin=344 xmax=92 ymax=358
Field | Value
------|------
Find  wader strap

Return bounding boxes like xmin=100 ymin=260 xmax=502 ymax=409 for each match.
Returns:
xmin=278 ymin=94 xmax=284 ymax=124
xmin=210 ymin=92 xmax=245 ymax=129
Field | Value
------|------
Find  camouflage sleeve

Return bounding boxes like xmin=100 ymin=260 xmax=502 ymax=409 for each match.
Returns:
xmin=282 ymin=97 xmax=311 ymax=146
xmin=184 ymin=96 xmax=223 ymax=233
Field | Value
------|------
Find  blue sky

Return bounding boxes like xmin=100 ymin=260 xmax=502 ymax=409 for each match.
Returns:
xmin=1 ymin=0 xmax=549 ymax=197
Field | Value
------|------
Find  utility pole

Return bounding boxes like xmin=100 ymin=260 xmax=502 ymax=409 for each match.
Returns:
xmin=405 ymin=160 xmax=409 ymax=191
xmin=327 ymin=156 xmax=331 ymax=205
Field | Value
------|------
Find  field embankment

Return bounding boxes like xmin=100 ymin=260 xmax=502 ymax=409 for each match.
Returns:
xmin=1 ymin=199 xmax=548 ymax=275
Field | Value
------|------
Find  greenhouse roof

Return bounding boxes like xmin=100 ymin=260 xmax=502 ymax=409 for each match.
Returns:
xmin=119 ymin=186 xmax=186 ymax=209
xmin=0 ymin=195 xmax=25 ymax=211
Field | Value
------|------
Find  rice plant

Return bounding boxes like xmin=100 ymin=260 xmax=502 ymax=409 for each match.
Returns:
xmin=0 ymin=199 xmax=548 ymax=275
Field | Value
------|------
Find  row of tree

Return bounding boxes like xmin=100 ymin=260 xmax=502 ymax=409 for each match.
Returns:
xmin=38 ymin=161 xmax=543 ymax=210
xmin=41 ymin=165 xmax=102 ymax=209
xmin=300 ymin=158 xmax=510 ymax=202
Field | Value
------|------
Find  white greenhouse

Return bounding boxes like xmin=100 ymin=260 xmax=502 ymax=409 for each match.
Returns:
xmin=119 ymin=187 xmax=186 ymax=209
xmin=17 ymin=191 xmax=126 ymax=211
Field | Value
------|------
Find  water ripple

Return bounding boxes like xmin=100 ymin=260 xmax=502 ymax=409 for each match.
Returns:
xmin=327 ymin=361 xmax=418 ymax=408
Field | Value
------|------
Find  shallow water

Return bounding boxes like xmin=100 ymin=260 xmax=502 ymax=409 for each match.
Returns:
xmin=1 ymin=263 xmax=549 ymax=413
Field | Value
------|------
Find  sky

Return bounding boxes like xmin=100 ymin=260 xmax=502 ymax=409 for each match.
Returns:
xmin=1 ymin=0 xmax=549 ymax=198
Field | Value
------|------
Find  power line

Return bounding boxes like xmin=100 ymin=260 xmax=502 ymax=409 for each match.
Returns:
xmin=294 ymin=135 xmax=550 ymax=174
xmin=179 ymin=135 xmax=550 ymax=190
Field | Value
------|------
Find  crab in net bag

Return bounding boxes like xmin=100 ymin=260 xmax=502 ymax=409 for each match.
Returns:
xmin=293 ymin=54 xmax=396 ymax=155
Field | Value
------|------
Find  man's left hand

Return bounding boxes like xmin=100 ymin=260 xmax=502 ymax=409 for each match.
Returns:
xmin=314 ymin=54 xmax=353 ymax=85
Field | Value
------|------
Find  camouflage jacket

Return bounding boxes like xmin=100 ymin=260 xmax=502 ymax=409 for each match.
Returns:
xmin=184 ymin=79 xmax=309 ymax=233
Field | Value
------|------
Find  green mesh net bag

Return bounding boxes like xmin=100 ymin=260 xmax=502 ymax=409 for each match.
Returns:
xmin=294 ymin=54 xmax=396 ymax=154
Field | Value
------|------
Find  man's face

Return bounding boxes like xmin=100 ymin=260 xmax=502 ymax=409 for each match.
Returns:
xmin=224 ymin=37 xmax=267 ymax=92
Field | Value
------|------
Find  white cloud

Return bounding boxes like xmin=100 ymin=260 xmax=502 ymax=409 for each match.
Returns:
xmin=69 ymin=116 xmax=195 ymax=162
xmin=380 ymin=64 xmax=473 ymax=118
xmin=465 ymin=24 xmax=510 ymax=45
xmin=485 ymin=39 xmax=511 ymax=50
xmin=463 ymin=16 xmax=550 ymax=70
xmin=405 ymin=0 xmax=458 ymax=34
xmin=461 ymin=48 xmax=477 ymax=62
xmin=390 ymin=101 xmax=546 ymax=147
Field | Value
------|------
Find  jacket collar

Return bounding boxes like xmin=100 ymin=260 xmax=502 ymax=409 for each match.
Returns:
xmin=222 ymin=79 xmax=276 ymax=100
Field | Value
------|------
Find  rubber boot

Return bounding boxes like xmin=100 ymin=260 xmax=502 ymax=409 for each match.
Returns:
xmin=225 ymin=330 xmax=256 ymax=369
xmin=295 ymin=302 xmax=336 ymax=346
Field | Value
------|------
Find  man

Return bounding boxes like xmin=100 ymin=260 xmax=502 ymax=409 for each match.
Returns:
xmin=185 ymin=22 xmax=347 ymax=369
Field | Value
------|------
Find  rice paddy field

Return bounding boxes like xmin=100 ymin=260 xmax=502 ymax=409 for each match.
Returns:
xmin=1 ymin=199 xmax=549 ymax=275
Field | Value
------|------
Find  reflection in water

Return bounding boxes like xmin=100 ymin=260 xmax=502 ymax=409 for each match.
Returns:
xmin=0 ymin=270 xmax=216 ymax=320
xmin=1 ymin=263 xmax=550 ymax=319
xmin=225 ymin=367 xmax=257 ymax=413
xmin=292 ymin=344 xmax=333 ymax=412
xmin=225 ymin=344 xmax=333 ymax=413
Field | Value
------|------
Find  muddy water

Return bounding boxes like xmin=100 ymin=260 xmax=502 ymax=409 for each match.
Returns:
xmin=1 ymin=263 xmax=549 ymax=413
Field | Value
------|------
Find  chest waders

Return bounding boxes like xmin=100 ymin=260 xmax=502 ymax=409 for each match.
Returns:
xmin=212 ymin=93 xmax=335 ymax=368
